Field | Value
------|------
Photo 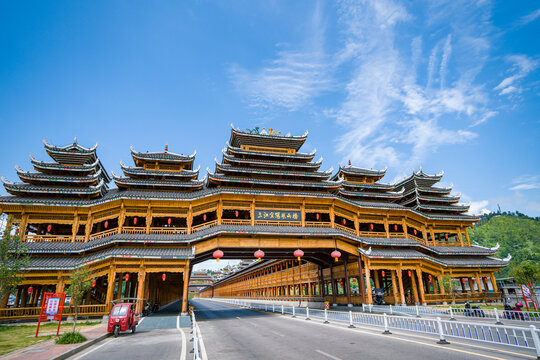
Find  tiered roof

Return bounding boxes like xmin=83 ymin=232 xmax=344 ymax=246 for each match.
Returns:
xmin=394 ymin=169 xmax=469 ymax=214
xmin=2 ymin=138 xmax=109 ymax=198
xmin=332 ymin=165 xmax=403 ymax=202
xmin=208 ymin=125 xmax=341 ymax=192
xmin=112 ymin=146 xmax=205 ymax=191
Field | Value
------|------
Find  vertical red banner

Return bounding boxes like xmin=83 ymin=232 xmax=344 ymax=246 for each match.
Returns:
xmin=36 ymin=292 xmax=66 ymax=338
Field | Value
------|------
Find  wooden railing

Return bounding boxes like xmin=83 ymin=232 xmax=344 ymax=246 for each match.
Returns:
xmin=89 ymin=228 xmax=119 ymax=240
xmin=389 ymin=232 xmax=406 ymax=238
xmin=334 ymin=223 xmax=356 ymax=235
xmin=408 ymin=234 xmax=427 ymax=244
xmin=191 ymin=220 xmax=218 ymax=232
xmin=304 ymin=221 xmax=332 ymax=228
xmin=23 ymin=234 xmax=85 ymax=242
xmin=357 ymin=231 xmax=387 ymax=238
xmin=149 ymin=227 xmax=188 ymax=234
xmin=432 ymin=241 xmax=461 ymax=247
xmin=122 ymin=226 xmax=146 ymax=234
xmin=424 ymin=291 xmax=501 ymax=303
xmin=254 ymin=220 xmax=302 ymax=227
xmin=221 ymin=219 xmax=252 ymax=226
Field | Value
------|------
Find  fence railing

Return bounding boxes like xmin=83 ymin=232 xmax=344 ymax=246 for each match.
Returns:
xmin=205 ymin=298 xmax=540 ymax=357
xmin=0 ymin=303 xmax=109 ymax=320
xmin=191 ymin=312 xmax=202 ymax=360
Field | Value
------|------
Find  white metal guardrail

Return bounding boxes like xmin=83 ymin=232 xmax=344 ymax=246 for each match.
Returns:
xmin=207 ymin=298 xmax=540 ymax=357
xmin=191 ymin=312 xmax=201 ymax=360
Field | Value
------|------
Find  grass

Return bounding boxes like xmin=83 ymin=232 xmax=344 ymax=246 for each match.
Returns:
xmin=0 ymin=321 xmax=100 ymax=356
xmin=55 ymin=332 xmax=87 ymax=344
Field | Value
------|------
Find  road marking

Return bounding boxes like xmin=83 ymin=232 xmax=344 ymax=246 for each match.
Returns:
xmin=315 ymin=349 xmax=343 ymax=360
xmin=195 ymin=319 xmax=208 ymax=360
xmin=70 ymin=338 xmax=114 ymax=360
xmin=138 ymin=317 xmax=145 ymax=326
xmin=271 ymin=330 xmax=284 ymax=337
xmin=177 ymin=315 xmax=187 ymax=360
xmin=236 ymin=317 xmax=241 ymax=319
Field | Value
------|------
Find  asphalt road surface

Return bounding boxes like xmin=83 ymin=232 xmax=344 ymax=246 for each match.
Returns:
xmin=67 ymin=301 xmax=186 ymax=360
xmin=192 ymin=299 xmax=536 ymax=360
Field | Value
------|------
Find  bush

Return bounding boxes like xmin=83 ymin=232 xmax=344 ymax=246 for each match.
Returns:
xmin=55 ymin=332 xmax=87 ymax=344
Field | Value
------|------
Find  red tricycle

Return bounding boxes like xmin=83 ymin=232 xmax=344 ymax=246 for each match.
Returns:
xmin=107 ymin=303 xmax=139 ymax=337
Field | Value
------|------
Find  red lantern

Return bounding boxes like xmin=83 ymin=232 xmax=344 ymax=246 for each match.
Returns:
xmin=104 ymin=220 xmax=108 ymax=229
xmin=352 ymin=278 xmax=357 ymax=283
xmin=168 ymin=218 xmax=172 ymax=225
xmin=203 ymin=214 xmax=207 ymax=221
xmin=461 ymin=278 xmax=466 ymax=283
xmin=125 ymin=274 xmax=129 ymax=282
xmin=394 ymin=225 xmax=398 ymax=231
xmin=133 ymin=217 xmax=138 ymax=225
xmin=472 ymin=278 xmax=476 ymax=282
xmin=213 ymin=249 xmax=224 ymax=261
xmin=254 ymin=249 xmax=265 ymax=262
xmin=27 ymin=286 xmax=33 ymax=295
xmin=370 ymin=224 xmax=374 ymax=231
xmin=235 ymin=210 xmax=239 ymax=218
xmin=47 ymin=224 xmax=52 ymax=233
xmin=445 ymin=233 xmax=449 ymax=240
xmin=316 ymin=213 xmax=320 ymax=221
xmin=381 ymin=271 xmax=385 ymax=277
xmin=413 ymin=229 xmax=417 ymax=236
xmin=331 ymin=250 xmax=341 ymax=262
xmin=162 ymin=273 xmax=166 ymax=281
xmin=428 ymin=275 xmax=432 ymax=281
xmin=92 ymin=280 xmax=96 ymax=288
xmin=408 ymin=271 xmax=412 ymax=277
xmin=294 ymin=249 xmax=304 ymax=261
xmin=483 ymin=277 xmax=488 ymax=283
xmin=342 ymin=218 xmax=346 ymax=225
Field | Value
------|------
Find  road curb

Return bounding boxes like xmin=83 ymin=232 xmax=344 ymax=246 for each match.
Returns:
xmin=51 ymin=333 xmax=112 ymax=360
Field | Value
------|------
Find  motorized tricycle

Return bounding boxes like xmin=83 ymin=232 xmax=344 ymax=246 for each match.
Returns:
xmin=107 ymin=302 xmax=139 ymax=337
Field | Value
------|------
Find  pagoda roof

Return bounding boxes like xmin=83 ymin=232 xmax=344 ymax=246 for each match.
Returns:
xmin=43 ymin=138 xmax=97 ymax=165
xmin=417 ymin=193 xmax=460 ymax=204
xmin=130 ymin=146 xmax=196 ymax=164
xmin=394 ymin=169 xmax=443 ymax=191
xmin=338 ymin=187 xmax=404 ymax=200
xmin=15 ymin=165 xmax=102 ymax=185
xmin=2 ymin=177 xmax=105 ymax=197
xmin=120 ymin=161 xmax=200 ymax=179
xmin=30 ymin=154 xmax=99 ymax=173
xmin=331 ymin=165 xmax=387 ymax=180
xmin=341 ymin=181 xmax=395 ymax=191
xmin=207 ymin=171 xmax=342 ymax=190
xmin=226 ymin=143 xmax=316 ymax=161
xmin=222 ymin=151 xmax=322 ymax=170
xmin=214 ymin=161 xmax=332 ymax=180
xmin=412 ymin=201 xmax=470 ymax=213
xmin=417 ymin=185 xmax=452 ymax=195
xmin=112 ymin=171 xmax=205 ymax=190
xmin=230 ymin=124 xmax=308 ymax=151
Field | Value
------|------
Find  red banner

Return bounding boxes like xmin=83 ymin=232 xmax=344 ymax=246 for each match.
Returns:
xmin=36 ymin=292 xmax=66 ymax=338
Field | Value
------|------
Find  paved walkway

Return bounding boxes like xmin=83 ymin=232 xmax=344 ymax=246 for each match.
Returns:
xmin=1 ymin=324 xmax=107 ymax=360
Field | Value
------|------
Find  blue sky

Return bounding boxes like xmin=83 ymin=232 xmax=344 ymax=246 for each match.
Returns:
xmin=1 ymin=0 xmax=539 ymax=217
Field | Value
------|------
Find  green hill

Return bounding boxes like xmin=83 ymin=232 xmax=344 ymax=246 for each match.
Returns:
xmin=468 ymin=212 xmax=540 ymax=278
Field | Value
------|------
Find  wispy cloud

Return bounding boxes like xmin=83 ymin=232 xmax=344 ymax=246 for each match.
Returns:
xmin=509 ymin=175 xmax=540 ymax=191
xmin=515 ymin=8 xmax=540 ymax=27
xmin=228 ymin=1 xmax=331 ymax=111
xmin=468 ymin=200 xmax=491 ymax=216
xmin=494 ymin=55 xmax=539 ymax=96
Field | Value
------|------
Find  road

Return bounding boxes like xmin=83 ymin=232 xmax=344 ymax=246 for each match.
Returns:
xmin=67 ymin=301 xmax=187 ymax=360
xmin=192 ymin=299 xmax=536 ymax=360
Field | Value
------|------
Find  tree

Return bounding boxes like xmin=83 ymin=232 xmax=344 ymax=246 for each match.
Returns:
xmin=66 ymin=266 xmax=93 ymax=332
xmin=0 ymin=217 xmax=30 ymax=303
xmin=440 ymin=275 xmax=460 ymax=305
xmin=510 ymin=260 xmax=540 ymax=305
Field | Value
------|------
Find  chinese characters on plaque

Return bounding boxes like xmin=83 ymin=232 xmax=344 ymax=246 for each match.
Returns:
xmin=254 ymin=210 xmax=301 ymax=221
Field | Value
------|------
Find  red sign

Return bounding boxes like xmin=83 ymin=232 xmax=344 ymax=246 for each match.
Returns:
xmin=36 ymin=292 xmax=66 ymax=338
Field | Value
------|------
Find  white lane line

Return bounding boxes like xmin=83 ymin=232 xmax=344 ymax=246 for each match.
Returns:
xmin=315 ymin=349 xmax=343 ymax=360
xmin=236 ymin=317 xmax=241 ymax=320
xmin=138 ymin=317 xmax=145 ymax=326
xmin=70 ymin=338 xmax=115 ymax=360
xmin=271 ymin=330 xmax=284 ymax=337
xmin=195 ymin=320 xmax=208 ymax=360
xmin=177 ymin=315 xmax=187 ymax=360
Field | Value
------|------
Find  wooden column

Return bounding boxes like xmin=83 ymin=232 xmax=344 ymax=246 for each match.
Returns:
xmin=468 ymin=278 xmax=476 ymax=294
xmin=85 ymin=211 xmax=93 ymax=242
xmin=19 ymin=213 xmax=28 ymax=238
xmin=301 ymin=199 xmax=305 ymax=227
xmin=106 ymin=268 xmax=116 ymax=310
xmin=136 ymin=269 xmax=146 ymax=313
xmin=384 ymin=217 xmax=389 ymax=238
xmin=20 ymin=286 xmax=28 ymax=307
xmin=116 ymin=273 xmax=124 ymax=299
xmin=329 ymin=264 xmax=336 ymax=304
xmin=437 ymin=275 xmax=446 ymax=295
xmin=421 ymin=225 xmax=428 ymax=244
xmin=373 ymin=270 xmax=380 ymax=289
xmin=217 ymin=199 xmax=222 ymax=225
xmin=318 ymin=266 xmax=325 ymax=297
xmin=56 ymin=277 xmax=65 ymax=293
xmin=410 ymin=270 xmax=419 ymax=304
xmin=354 ymin=212 xmax=359 ymax=236
xmin=365 ymin=264 xmax=373 ymax=304
xmin=343 ymin=258 xmax=352 ymax=305
xmin=475 ymin=273 xmax=483 ymax=292
xmin=397 ymin=267 xmax=405 ymax=304
xmin=181 ymin=260 xmax=191 ymax=314
xmin=250 ymin=199 xmax=255 ymax=226
xmin=118 ymin=202 xmax=125 ymax=233
xmin=490 ymin=273 xmax=498 ymax=292
xmin=429 ymin=227 xmax=436 ymax=246
xmin=72 ymin=211 xmax=79 ymax=242
xmin=0 ymin=293 xmax=9 ymax=308
xmin=14 ymin=287 xmax=22 ymax=308
xmin=357 ymin=256 xmax=366 ymax=304
xmin=391 ymin=270 xmax=399 ymax=305
xmin=415 ymin=267 xmax=426 ymax=304
xmin=145 ymin=203 xmax=151 ymax=234
xmin=187 ymin=204 xmax=193 ymax=234
xmin=330 ymin=201 xmax=335 ymax=228
xmin=401 ymin=219 xmax=408 ymax=238
xmin=464 ymin=228 xmax=471 ymax=246
xmin=457 ymin=227 xmax=464 ymax=246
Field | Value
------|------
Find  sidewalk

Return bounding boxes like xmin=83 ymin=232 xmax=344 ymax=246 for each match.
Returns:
xmin=1 ymin=324 xmax=109 ymax=360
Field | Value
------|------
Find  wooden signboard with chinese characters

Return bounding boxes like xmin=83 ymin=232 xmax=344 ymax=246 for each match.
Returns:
xmin=254 ymin=210 xmax=301 ymax=221
xmin=36 ymin=292 xmax=66 ymax=338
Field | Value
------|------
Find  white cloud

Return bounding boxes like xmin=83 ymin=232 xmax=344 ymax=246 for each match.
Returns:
xmin=468 ymin=200 xmax=491 ymax=216
xmin=509 ymin=175 xmax=540 ymax=191
xmin=515 ymin=8 xmax=540 ymax=27
xmin=494 ymin=55 xmax=539 ymax=96
xmin=229 ymin=1 xmax=331 ymax=111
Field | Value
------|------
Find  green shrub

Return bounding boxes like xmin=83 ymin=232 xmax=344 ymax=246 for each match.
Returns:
xmin=55 ymin=332 xmax=87 ymax=344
